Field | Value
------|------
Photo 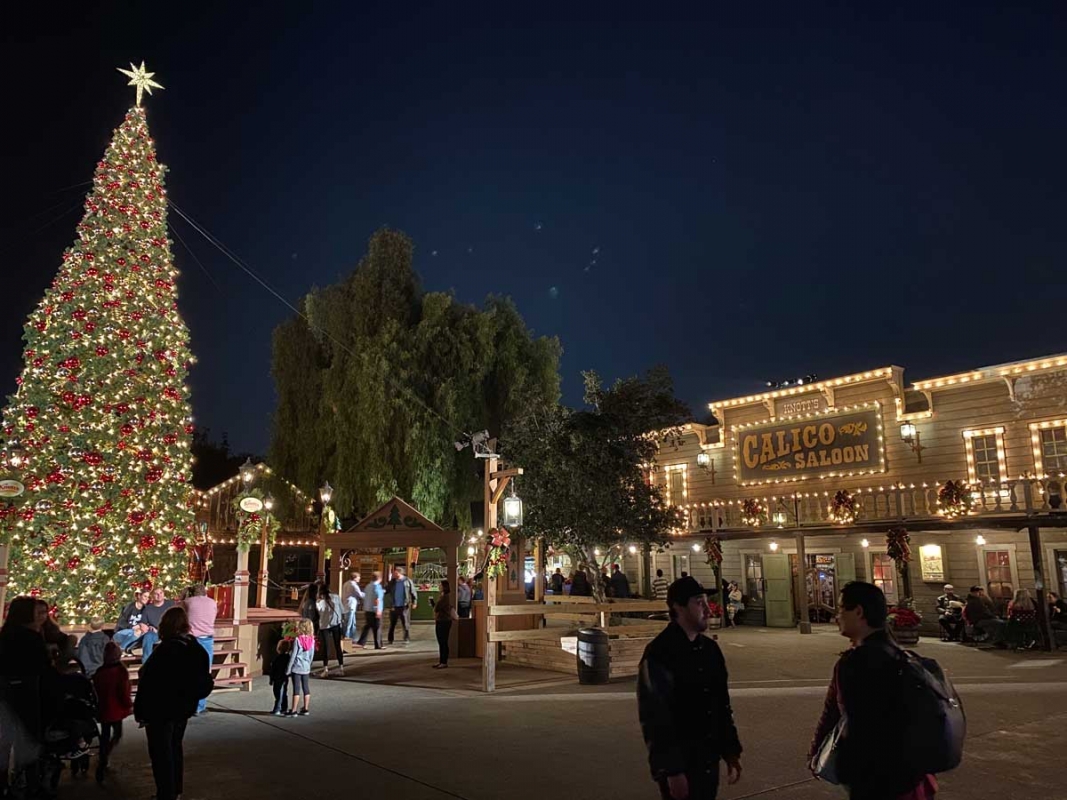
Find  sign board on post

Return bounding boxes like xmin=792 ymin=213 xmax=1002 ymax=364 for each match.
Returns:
xmin=735 ymin=404 xmax=885 ymax=485
xmin=0 ymin=480 xmax=25 ymax=499
xmin=239 ymin=496 xmax=264 ymax=513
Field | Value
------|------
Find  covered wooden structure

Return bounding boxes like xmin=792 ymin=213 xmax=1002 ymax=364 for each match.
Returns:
xmin=319 ymin=497 xmax=464 ymax=637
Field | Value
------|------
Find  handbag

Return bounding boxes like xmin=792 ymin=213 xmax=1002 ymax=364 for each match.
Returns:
xmin=811 ymin=716 xmax=846 ymax=785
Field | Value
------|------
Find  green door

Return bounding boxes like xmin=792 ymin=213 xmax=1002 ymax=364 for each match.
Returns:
xmin=836 ymin=553 xmax=856 ymax=587
xmin=763 ymin=553 xmax=795 ymax=628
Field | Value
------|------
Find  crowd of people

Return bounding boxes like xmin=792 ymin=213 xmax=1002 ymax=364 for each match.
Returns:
xmin=0 ymin=586 xmax=215 ymax=799
xmin=936 ymin=583 xmax=1065 ymax=649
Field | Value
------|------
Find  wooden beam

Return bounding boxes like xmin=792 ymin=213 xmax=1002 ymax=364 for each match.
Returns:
xmin=489 ymin=627 xmax=571 ymax=643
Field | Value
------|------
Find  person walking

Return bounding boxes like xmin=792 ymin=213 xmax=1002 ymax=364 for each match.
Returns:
xmin=651 ymin=569 xmax=670 ymax=601
xmin=134 ymin=606 xmax=213 ymax=800
xmin=286 ymin=619 xmax=315 ymax=716
xmin=637 ymin=576 xmax=743 ymax=800
xmin=433 ymin=580 xmax=456 ymax=669
xmin=315 ymin=582 xmax=345 ymax=677
xmin=182 ymin=584 xmax=217 ymax=715
xmin=342 ymin=572 xmax=365 ymax=642
xmin=91 ymin=641 xmax=132 ymax=784
xmin=299 ymin=583 xmax=320 ymax=638
xmin=358 ymin=572 xmax=385 ymax=650
xmin=386 ymin=567 xmax=418 ymax=645
xmin=76 ymin=616 xmax=109 ymax=677
xmin=571 ymin=565 xmax=593 ymax=597
xmin=457 ymin=576 xmax=473 ymax=618
xmin=808 ymin=581 xmax=939 ymax=800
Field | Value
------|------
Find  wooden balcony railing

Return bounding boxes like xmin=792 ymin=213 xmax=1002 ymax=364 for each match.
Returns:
xmin=678 ymin=476 xmax=1067 ymax=533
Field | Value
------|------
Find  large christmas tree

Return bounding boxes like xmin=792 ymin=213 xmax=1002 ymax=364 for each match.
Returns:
xmin=0 ymin=65 xmax=194 ymax=624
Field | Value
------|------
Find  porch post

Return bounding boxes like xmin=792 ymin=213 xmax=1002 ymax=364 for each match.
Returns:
xmin=795 ymin=532 xmax=812 ymax=634
xmin=1027 ymin=525 xmax=1056 ymax=652
xmin=533 ymin=538 xmax=544 ymax=603
xmin=232 ymin=547 xmax=250 ymax=625
xmin=483 ymin=451 xmax=499 ymax=693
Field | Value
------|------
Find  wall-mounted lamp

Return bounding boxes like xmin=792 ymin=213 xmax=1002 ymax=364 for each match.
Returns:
xmin=769 ymin=540 xmax=779 ymax=552
xmin=696 ymin=452 xmax=711 ymax=470
xmin=860 ymin=538 xmax=870 ymax=549
xmin=691 ymin=543 xmax=701 ymax=553
xmin=900 ymin=422 xmax=925 ymax=463
xmin=772 ymin=511 xmax=788 ymax=529
xmin=975 ymin=535 xmax=986 ymax=546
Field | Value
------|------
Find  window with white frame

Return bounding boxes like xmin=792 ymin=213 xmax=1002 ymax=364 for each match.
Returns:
xmin=664 ymin=465 xmax=687 ymax=506
xmin=869 ymin=553 xmax=899 ymax=605
xmin=744 ymin=553 xmax=764 ymax=601
xmin=983 ymin=549 xmax=1014 ymax=611
xmin=1040 ymin=427 xmax=1067 ymax=474
xmin=964 ymin=427 xmax=1007 ymax=489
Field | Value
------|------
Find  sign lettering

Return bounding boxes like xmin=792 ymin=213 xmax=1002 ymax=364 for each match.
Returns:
xmin=774 ymin=395 xmax=825 ymax=417
xmin=736 ymin=406 xmax=884 ymax=484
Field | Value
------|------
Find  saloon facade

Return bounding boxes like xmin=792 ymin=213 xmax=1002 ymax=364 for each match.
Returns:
xmin=645 ymin=354 xmax=1067 ymax=630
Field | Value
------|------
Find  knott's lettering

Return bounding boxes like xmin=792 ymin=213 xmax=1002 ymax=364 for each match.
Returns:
xmin=736 ymin=407 xmax=883 ymax=483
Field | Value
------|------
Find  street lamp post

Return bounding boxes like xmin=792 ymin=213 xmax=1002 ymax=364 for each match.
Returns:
xmin=316 ymin=481 xmax=333 ymax=583
xmin=257 ymin=493 xmax=275 ymax=608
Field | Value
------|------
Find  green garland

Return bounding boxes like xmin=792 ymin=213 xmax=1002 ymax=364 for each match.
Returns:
xmin=232 ymin=489 xmax=281 ymax=557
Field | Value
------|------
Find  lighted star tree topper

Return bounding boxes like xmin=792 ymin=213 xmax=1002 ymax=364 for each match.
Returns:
xmin=0 ymin=65 xmax=196 ymax=623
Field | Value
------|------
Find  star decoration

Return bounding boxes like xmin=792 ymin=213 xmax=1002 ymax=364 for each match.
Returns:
xmin=117 ymin=62 xmax=164 ymax=106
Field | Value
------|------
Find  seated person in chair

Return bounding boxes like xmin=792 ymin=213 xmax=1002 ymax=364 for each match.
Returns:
xmin=1006 ymin=588 xmax=1039 ymax=648
xmin=936 ymin=584 xmax=965 ymax=641
xmin=1048 ymin=591 xmax=1067 ymax=631
xmin=965 ymin=585 xmax=1007 ymax=646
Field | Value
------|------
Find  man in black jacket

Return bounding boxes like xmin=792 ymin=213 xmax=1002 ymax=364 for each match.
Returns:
xmin=637 ymin=576 xmax=743 ymax=800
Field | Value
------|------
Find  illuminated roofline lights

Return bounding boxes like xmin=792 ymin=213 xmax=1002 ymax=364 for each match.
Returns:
xmin=708 ymin=368 xmax=895 ymax=411
xmin=914 ymin=354 xmax=1067 ymax=391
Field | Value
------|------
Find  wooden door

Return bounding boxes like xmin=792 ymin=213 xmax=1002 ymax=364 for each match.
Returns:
xmin=836 ymin=552 xmax=856 ymax=586
xmin=763 ymin=553 xmax=795 ymax=628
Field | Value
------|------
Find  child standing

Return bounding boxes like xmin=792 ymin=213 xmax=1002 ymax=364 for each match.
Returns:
xmin=285 ymin=619 xmax=315 ymax=716
xmin=91 ymin=641 xmax=132 ymax=784
xmin=270 ymin=639 xmax=292 ymax=716
xmin=76 ymin=617 xmax=109 ymax=677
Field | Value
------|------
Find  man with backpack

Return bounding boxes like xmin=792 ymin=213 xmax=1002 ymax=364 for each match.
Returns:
xmin=808 ymin=581 xmax=964 ymax=800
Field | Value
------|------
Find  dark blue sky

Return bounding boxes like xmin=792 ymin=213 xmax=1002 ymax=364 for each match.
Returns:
xmin=3 ymin=3 xmax=1066 ymax=454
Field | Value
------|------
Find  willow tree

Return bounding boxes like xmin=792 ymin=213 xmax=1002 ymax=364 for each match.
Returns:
xmin=507 ymin=367 xmax=689 ymax=602
xmin=270 ymin=228 xmax=561 ymax=527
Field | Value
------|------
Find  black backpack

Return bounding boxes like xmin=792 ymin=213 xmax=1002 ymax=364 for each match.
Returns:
xmin=890 ymin=648 xmax=967 ymax=775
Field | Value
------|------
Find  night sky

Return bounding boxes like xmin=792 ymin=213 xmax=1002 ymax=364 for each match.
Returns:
xmin=3 ymin=4 xmax=1066 ymax=455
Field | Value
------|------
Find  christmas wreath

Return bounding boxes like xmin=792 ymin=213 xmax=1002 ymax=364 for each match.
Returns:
xmin=483 ymin=527 xmax=511 ymax=579
xmin=741 ymin=498 xmax=766 ymax=527
xmin=937 ymin=480 xmax=974 ymax=518
xmin=828 ymin=489 xmax=856 ymax=525
xmin=703 ymin=536 xmax=723 ymax=566
xmin=885 ymin=527 xmax=911 ymax=564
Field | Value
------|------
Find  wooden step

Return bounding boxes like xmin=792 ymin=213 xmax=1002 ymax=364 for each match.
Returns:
xmin=213 ymin=675 xmax=253 ymax=693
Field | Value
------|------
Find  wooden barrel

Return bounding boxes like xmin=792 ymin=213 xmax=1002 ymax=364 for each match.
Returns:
xmin=577 ymin=628 xmax=610 ymax=684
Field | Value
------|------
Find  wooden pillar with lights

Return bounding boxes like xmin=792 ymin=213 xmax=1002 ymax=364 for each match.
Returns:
xmin=795 ymin=532 xmax=812 ymax=634
xmin=232 ymin=548 xmax=250 ymax=625
xmin=482 ymin=441 xmax=522 ymax=693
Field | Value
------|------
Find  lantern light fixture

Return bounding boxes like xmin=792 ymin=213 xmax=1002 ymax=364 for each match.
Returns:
xmin=900 ymin=422 xmax=924 ymax=462
xmin=319 ymin=481 xmax=333 ymax=506
xmin=502 ymin=484 xmax=523 ymax=528
xmin=263 ymin=494 xmax=275 ymax=513
xmin=691 ymin=543 xmax=701 ymax=552
xmin=975 ymin=534 xmax=986 ymax=546
xmin=769 ymin=540 xmax=779 ymax=552
xmin=240 ymin=457 xmax=256 ymax=486
xmin=860 ymin=538 xmax=870 ymax=548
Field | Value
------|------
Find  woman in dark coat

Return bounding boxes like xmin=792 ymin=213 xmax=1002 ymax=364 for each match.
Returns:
xmin=0 ymin=596 xmax=51 ymax=796
xmin=134 ymin=606 xmax=213 ymax=800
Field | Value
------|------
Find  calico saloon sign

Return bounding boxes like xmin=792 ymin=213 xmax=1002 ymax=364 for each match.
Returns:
xmin=736 ymin=405 xmax=884 ymax=484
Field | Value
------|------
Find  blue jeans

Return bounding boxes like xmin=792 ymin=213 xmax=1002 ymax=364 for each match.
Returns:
xmin=140 ymin=630 xmax=159 ymax=663
xmin=195 ymin=635 xmax=214 ymax=713
xmin=112 ymin=629 xmax=139 ymax=651
xmin=344 ymin=610 xmax=358 ymax=640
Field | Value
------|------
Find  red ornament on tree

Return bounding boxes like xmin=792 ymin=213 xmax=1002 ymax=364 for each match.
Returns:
xmin=139 ymin=534 xmax=157 ymax=550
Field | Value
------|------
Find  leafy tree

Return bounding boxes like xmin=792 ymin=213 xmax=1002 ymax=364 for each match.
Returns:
xmin=190 ymin=428 xmax=255 ymax=490
xmin=270 ymin=229 xmax=561 ymax=528
xmin=507 ymin=367 xmax=690 ymax=602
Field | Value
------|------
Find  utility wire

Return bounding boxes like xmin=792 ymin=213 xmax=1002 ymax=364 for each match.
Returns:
xmin=169 ymin=217 xmax=222 ymax=292
xmin=166 ymin=199 xmax=466 ymax=440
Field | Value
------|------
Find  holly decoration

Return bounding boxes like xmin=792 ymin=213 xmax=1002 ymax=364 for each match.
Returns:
xmin=740 ymin=498 xmax=766 ymax=527
xmin=828 ymin=489 xmax=856 ymax=525
xmin=0 ymin=99 xmax=194 ymax=624
xmin=937 ymin=480 xmax=974 ymax=518
xmin=484 ymin=527 xmax=511 ymax=579
xmin=886 ymin=527 xmax=911 ymax=564
xmin=703 ymin=536 xmax=723 ymax=566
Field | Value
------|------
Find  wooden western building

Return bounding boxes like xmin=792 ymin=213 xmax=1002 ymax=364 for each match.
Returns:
xmin=634 ymin=354 xmax=1067 ymax=636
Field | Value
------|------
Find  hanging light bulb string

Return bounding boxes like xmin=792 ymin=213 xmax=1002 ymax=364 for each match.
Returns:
xmin=166 ymin=199 xmax=469 ymax=442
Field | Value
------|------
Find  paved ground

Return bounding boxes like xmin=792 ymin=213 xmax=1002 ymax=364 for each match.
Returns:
xmin=63 ymin=624 xmax=1067 ymax=800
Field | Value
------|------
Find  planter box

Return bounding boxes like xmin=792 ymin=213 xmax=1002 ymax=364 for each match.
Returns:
xmin=893 ymin=626 xmax=921 ymax=646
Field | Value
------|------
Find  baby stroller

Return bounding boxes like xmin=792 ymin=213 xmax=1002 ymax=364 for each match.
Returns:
xmin=40 ymin=661 xmax=100 ymax=792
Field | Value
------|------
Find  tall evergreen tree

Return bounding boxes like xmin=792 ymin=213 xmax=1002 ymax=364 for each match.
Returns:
xmin=0 ymin=93 xmax=194 ymax=623
xmin=270 ymin=229 xmax=561 ymax=526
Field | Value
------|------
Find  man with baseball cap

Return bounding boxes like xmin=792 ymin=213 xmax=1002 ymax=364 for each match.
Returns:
xmin=637 ymin=576 xmax=743 ymax=799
